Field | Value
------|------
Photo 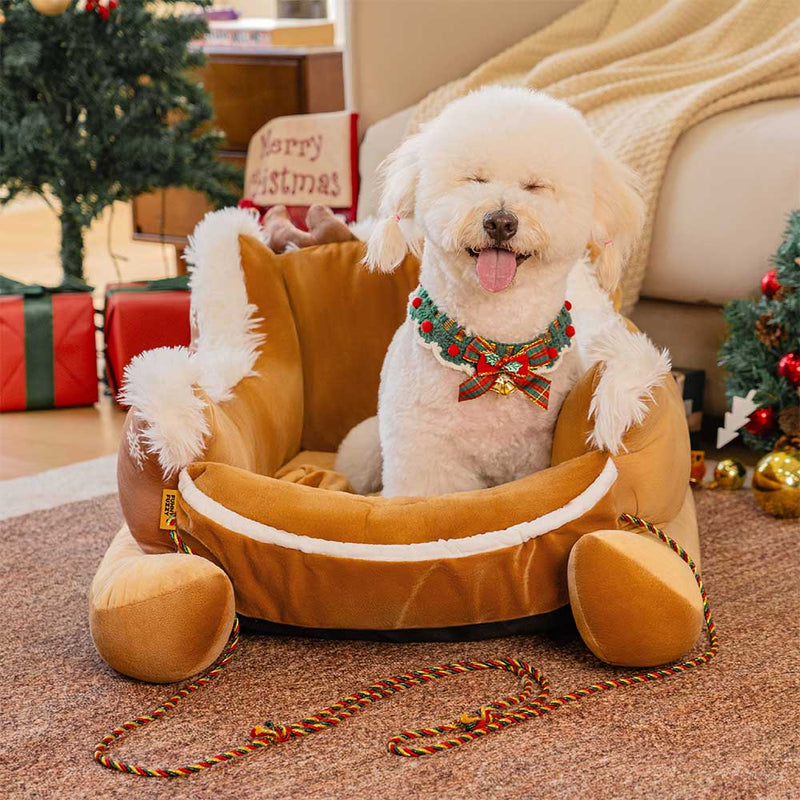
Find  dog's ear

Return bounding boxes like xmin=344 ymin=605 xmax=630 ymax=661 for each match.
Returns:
xmin=591 ymin=146 xmax=645 ymax=292
xmin=365 ymin=134 xmax=423 ymax=272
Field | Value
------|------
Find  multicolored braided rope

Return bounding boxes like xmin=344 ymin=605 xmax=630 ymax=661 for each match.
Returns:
xmin=93 ymin=515 xmax=718 ymax=775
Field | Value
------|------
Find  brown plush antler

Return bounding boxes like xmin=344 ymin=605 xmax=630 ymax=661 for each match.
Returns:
xmin=262 ymin=205 xmax=357 ymax=253
xmin=305 ymin=205 xmax=358 ymax=245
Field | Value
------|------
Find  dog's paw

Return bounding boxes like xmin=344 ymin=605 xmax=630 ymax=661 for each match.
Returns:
xmin=587 ymin=327 xmax=671 ymax=455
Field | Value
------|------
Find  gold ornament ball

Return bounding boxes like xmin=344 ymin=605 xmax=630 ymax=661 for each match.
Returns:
xmin=752 ymin=447 xmax=800 ymax=518
xmin=708 ymin=458 xmax=746 ymax=490
xmin=30 ymin=0 xmax=72 ymax=16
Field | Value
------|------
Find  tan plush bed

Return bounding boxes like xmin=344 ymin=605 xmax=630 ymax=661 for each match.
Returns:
xmin=90 ymin=209 xmax=703 ymax=684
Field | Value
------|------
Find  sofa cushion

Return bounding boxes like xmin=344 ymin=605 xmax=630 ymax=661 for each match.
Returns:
xmin=643 ymin=98 xmax=800 ymax=305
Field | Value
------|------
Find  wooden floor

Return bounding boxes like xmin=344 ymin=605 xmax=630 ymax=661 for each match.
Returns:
xmin=0 ymin=197 xmax=176 ymax=479
xmin=0 ymin=398 xmax=126 ymax=479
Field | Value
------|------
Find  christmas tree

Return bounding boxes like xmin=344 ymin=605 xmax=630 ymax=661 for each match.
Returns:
xmin=719 ymin=210 xmax=800 ymax=452
xmin=0 ymin=0 xmax=240 ymax=281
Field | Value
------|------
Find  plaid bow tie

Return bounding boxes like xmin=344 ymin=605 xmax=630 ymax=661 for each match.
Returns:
xmin=458 ymin=338 xmax=551 ymax=408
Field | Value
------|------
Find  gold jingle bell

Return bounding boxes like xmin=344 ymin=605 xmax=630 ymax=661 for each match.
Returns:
xmin=707 ymin=458 xmax=746 ymax=490
xmin=490 ymin=373 xmax=515 ymax=396
xmin=752 ymin=446 xmax=800 ymax=518
xmin=30 ymin=0 xmax=72 ymax=15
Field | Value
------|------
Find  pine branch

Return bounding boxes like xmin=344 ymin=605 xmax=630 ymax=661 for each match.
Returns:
xmin=0 ymin=0 xmax=242 ymax=279
xmin=719 ymin=209 xmax=800 ymax=452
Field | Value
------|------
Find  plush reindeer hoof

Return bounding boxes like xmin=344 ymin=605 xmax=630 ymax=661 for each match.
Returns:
xmin=90 ymin=526 xmax=236 ymax=683
xmin=262 ymin=205 xmax=314 ymax=253
xmin=568 ymin=530 xmax=704 ymax=667
xmin=306 ymin=205 xmax=357 ymax=245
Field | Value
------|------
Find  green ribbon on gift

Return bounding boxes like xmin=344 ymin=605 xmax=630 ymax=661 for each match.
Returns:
xmin=0 ymin=274 xmax=94 ymax=296
xmin=105 ymin=275 xmax=190 ymax=295
xmin=23 ymin=295 xmax=55 ymax=409
xmin=0 ymin=275 xmax=94 ymax=410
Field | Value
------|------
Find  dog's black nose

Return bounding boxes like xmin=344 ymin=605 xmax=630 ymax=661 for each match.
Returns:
xmin=483 ymin=210 xmax=518 ymax=243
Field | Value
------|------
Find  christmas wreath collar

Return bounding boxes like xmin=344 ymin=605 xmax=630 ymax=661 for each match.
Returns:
xmin=408 ymin=286 xmax=575 ymax=409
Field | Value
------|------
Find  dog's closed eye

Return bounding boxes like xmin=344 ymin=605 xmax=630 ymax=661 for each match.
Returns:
xmin=465 ymin=175 xmax=488 ymax=184
xmin=522 ymin=180 xmax=551 ymax=192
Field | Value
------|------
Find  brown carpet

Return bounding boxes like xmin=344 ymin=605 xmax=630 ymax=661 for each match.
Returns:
xmin=1 ymin=491 xmax=798 ymax=800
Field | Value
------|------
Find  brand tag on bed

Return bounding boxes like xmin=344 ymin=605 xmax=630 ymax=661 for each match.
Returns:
xmin=159 ymin=489 xmax=178 ymax=530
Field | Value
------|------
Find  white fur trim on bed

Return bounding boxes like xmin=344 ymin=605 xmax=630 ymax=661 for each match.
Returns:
xmin=177 ymin=458 xmax=617 ymax=562
xmin=126 ymin=425 xmax=146 ymax=469
xmin=119 ymin=207 xmax=268 ymax=477
xmin=119 ymin=347 xmax=209 ymax=477
xmin=586 ymin=321 xmax=672 ymax=454
xmin=185 ymin=207 xmax=268 ymax=403
xmin=566 ymin=259 xmax=671 ymax=454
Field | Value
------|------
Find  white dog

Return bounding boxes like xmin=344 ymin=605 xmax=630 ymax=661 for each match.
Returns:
xmin=337 ymin=87 xmax=670 ymax=497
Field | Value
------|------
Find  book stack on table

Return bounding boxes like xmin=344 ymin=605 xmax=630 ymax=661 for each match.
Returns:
xmin=198 ymin=17 xmax=335 ymax=50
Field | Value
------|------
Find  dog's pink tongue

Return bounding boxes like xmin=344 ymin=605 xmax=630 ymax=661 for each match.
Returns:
xmin=476 ymin=248 xmax=517 ymax=293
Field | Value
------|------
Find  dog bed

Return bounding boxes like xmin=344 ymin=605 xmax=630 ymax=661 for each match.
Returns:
xmin=90 ymin=209 xmax=703 ymax=684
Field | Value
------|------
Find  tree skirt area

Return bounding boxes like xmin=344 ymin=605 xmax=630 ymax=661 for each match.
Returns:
xmin=0 ymin=489 xmax=797 ymax=800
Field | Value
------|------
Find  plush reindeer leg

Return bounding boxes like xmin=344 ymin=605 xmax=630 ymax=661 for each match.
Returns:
xmin=305 ymin=205 xmax=358 ymax=246
xmin=261 ymin=205 xmax=356 ymax=252
xmin=261 ymin=205 xmax=316 ymax=253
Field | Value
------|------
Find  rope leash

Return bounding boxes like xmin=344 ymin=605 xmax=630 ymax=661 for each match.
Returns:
xmin=93 ymin=515 xmax=718 ymax=776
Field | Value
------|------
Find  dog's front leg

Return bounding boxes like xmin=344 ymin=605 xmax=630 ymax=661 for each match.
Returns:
xmin=381 ymin=428 xmax=487 ymax=497
xmin=378 ymin=323 xmax=488 ymax=496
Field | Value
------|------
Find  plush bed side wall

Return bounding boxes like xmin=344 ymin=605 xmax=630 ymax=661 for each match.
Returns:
xmin=177 ymin=458 xmax=618 ymax=561
xmin=120 ymin=208 xmax=267 ymax=477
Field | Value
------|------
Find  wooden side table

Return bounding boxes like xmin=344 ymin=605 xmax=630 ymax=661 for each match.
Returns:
xmin=131 ymin=46 xmax=344 ymax=271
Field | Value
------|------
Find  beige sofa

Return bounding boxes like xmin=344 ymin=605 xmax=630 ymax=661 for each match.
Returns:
xmin=345 ymin=0 xmax=800 ymax=417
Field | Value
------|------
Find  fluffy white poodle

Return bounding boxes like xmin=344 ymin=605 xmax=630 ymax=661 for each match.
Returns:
xmin=337 ymin=87 xmax=670 ymax=497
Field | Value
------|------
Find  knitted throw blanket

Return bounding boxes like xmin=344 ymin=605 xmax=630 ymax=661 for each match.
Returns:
xmin=408 ymin=0 xmax=800 ymax=314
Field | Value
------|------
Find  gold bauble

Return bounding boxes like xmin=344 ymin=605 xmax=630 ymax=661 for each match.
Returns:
xmin=30 ymin=0 xmax=72 ymax=16
xmin=752 ymin=446 xmax=800 ymax=518
xmin=707 ymin=458 xmax=746 ymax=490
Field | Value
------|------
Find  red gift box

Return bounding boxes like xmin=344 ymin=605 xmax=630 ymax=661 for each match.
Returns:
xmin=104 ymin=277 xmax=191 ymax=405
xmin=0 ymin=278 xmax=98 ymax=412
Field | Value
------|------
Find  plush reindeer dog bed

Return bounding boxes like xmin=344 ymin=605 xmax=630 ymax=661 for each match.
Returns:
xmin=90 ymin=209 xmax=703 ymax=684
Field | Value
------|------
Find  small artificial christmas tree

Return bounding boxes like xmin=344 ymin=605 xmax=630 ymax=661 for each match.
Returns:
xmin=719 ymin=210 xmax=800 ymax=452
xmin=0 ymin=0 xmax=240 ymax=281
